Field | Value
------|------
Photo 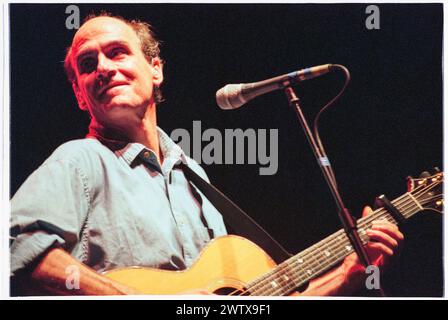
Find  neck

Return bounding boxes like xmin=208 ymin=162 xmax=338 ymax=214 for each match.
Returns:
xmin=130 ymin=106 xmax=162 ymax=163
xmin=89 ymin=104 xmax=163 ymax=164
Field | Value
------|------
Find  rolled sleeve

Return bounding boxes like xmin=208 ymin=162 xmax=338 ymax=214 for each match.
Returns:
xmin=10 ymin=231 xmax=65 ymax=276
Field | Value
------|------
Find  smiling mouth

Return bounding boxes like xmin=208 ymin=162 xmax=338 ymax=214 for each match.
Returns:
xmin=98 ymin=83 xmax=128 ymax=98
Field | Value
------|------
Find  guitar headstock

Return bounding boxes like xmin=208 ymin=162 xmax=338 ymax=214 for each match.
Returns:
xmin=407 ymin=169 xmax=443 ymax=214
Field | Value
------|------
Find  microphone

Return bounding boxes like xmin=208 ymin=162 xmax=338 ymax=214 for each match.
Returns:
xmin=216 ymin=64 xmax=335 ymax=110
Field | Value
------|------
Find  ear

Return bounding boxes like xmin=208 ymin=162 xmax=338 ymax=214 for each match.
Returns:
xmin=151 ymin=57 xmax=164 ymax=87
xmin=72 ymin=81 xmax=88 ymax=111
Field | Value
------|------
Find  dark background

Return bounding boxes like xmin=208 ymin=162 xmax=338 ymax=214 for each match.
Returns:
xmin=10 ymin=4 xmax=443 ymax=296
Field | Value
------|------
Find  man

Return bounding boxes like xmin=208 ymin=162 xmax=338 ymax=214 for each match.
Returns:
xmin=10 ymin=13 xmax=403 ymax=296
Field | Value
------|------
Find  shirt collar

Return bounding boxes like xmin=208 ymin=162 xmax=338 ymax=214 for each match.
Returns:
xmin=155 ymin=127 xmax=188 ymax=175
xmin=87 ymin=126 xmax=187 ymax=174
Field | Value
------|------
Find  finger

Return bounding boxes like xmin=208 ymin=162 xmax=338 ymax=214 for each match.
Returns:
xmin=371 ymin=222 xmax=404 ymax=242
xmin=362 ymin=206 xmax=373 ymax=217
xmin=371 ymin=219 xmax=398 ymax=229
xmin=366 ymin=229 xmax=399 ymax=251
xmin=366 ymin=242 xmax=394 ymax=257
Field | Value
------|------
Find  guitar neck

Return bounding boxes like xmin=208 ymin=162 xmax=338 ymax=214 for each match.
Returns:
xmin=244 ymin=192 xmax=423 ymax=296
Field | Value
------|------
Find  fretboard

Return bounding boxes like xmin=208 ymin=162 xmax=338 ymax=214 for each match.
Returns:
xmin=244 ymin=192 xmax=423 ymax=296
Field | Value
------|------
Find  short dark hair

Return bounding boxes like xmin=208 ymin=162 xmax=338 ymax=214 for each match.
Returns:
xmin=64 ymin=12 xmax=164 ymax=104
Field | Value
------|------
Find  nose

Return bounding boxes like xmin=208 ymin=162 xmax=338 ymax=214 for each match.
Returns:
xmin=96 ymin=53 xmax=116 ymax=83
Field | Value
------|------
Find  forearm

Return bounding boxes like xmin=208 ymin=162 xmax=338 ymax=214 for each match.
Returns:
xmin=28 ymin=248 xmax=135 ymax=295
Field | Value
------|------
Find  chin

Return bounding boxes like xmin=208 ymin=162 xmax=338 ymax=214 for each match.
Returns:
xmin=103 ymin=94 xmax=147 ymax=109
xmin=97 ymin=96 xmax=149 ymax=118
xmin=103 ymin=103 xmax=144 ymax=123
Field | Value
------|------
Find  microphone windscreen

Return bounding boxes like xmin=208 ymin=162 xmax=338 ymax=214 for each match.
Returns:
xmin=216 ymin=84 xmax=245 ymax=110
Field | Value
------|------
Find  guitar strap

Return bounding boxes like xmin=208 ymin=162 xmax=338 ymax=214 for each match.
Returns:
xmin=179 ymin=162 xmax=291 ymax=264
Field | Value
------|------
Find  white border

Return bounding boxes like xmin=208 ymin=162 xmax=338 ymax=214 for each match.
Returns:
xmin=1 ymin=2 xmax=11 ymax=300
xmin=1 ymin=0 xmax=446 ymax=301
xmin=443 ymin=0 xmax=447 ymax=299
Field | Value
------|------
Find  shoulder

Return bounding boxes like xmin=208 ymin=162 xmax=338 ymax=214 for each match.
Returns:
xmin=40 ymin=139 xmax=115 ymax=184
xmin=28 ymin=138 xmax=117 ymax=193
xmin=12 ymin=139 xmax=110 ymax=202
xmin=45 ymin=138 xmax=112 ymax=165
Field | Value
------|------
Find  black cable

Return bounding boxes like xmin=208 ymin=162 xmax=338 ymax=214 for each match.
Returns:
xmin=312 ymin=64 xmax=351 ymax=189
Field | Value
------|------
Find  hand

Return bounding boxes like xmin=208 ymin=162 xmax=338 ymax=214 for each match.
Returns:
xmin=340 ymin=206 xmax=404 ymax=293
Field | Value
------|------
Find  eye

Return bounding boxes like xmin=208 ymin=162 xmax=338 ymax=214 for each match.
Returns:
xmin=79 ymin=57 xmax=97 ymax=74
xmin=109 ymin=47 xmax=127 ymax=58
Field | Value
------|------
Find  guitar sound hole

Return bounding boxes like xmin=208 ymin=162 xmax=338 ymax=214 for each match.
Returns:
xmin=213 ymin=287 xmax=250 ymax=296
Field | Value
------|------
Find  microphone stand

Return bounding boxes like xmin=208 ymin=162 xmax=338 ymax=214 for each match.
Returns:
xmin=284 ymin=86 xmax=385 ymax=297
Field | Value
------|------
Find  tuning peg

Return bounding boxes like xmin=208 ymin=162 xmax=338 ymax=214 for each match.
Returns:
xmin=420 ymin=171 xmax=431 ymax=178
xmin=433 ymin=167 xmax=441 ymax=173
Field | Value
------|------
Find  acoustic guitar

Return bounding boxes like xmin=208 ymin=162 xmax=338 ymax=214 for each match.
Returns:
xmin=104 ymin=171 xmax=443 ymax=295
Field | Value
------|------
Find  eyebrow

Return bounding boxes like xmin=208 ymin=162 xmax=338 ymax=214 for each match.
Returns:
xmin=75 ymin=40 xmax=131 ymax=64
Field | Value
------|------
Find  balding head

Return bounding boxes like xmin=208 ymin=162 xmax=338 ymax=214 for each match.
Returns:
xmin=64 ymin=13 xmax=163 ymax=104
xmin=63 ymin=13 xmax=164 ymax=135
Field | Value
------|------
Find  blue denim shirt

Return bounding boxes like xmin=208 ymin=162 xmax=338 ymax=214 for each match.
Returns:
xmin=10 ymin=128 xmax=227 ymax=275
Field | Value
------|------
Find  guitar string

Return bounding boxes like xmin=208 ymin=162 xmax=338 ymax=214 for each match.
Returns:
xmin=249 ymin=186 xmax=442 ymax=296
xmin=237 ymin=180 xmax=441 ymax=295
xmin=248 ymin=184 xmax=442 ymax=296
xmin=257 ymin=228 xmax=384 ymax=295
xmin=228 ymin=181 xmax=441 ymax=296
xmin=229 ymin=181 xmax=441 ymax=295
xmin=247 ymin=182 xmax=442 ymax=296
xmin=246 ymin=212 xmax=398 ymax=296
xmin=249 ymin=209 xmax=406 ymax=296
xmin=229 ymin=208 xmax=397 ymax=296
xmin=232 ymin=207 xmax=398 ymax=295
xmin=260 ymin=190 xmax=443 ymax=295
xmin=264 ymin=196 xmax=433 ymax=296
xmin=236 ymin=194 xmax=412 ymax=295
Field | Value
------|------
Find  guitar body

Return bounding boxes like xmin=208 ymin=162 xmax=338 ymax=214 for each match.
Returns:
xmin=104 ymin=235 xmax=279 ymax=295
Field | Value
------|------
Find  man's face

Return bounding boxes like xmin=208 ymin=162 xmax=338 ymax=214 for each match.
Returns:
xmin=70 ymin=17 xmax=163 ymax=130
